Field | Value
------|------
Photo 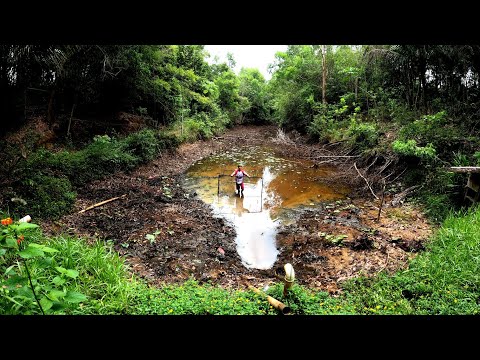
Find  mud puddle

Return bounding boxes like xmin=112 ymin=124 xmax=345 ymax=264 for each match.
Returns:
xmin=182 ymin=146 xmax=350 ymax=270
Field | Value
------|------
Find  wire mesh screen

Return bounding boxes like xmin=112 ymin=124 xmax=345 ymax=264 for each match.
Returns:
xmin=217 ymin=175 xmax=263 ymax=213
xmin=182 ymin=175 xmax=264 ymax=214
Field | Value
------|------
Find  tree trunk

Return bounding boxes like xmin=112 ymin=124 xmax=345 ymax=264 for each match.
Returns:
xmin=46 ymin=88 xmax=56 ymax=128
xmin=322 ymin=45 xmax=327 ymax=104
xmin=405 ymin=67 xmax=411 ymax=107
xmin=67 ymin=102 xmax=76 ymax=137
xmin=354 ymin=77 xmax=358 ymax=102
xmin=420 ymin=47 xmax=428 ymax=111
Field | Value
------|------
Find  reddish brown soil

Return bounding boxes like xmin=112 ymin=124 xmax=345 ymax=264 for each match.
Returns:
xmin=41 ymin=125 xmax=435 ymax=294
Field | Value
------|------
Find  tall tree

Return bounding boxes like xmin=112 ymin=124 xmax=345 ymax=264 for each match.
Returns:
xmin=322 ymin=45 xmax=327 ymax=104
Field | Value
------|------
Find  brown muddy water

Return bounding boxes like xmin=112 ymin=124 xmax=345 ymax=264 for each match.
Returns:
xmin=182 ymin=146 xmax=350 ymax=270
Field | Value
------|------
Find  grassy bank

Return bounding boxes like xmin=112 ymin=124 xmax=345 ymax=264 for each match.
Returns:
xmin=2 ymin=204 xmax=478 ymax=315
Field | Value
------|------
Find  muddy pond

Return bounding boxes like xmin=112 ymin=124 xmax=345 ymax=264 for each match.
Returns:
xmin=182 ymin=146 xmax=350 ymax=270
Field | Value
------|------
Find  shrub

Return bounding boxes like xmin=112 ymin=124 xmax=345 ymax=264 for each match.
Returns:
xmin=392 ymin=139 xmax=436 ymax=162
xmin=14 ymin=175 xmax=77 ymax=220
xmin=347 ymin=119 xmax=378 ymax=150
xmin=474 ymin=152 xmax=480 ymax=166
xmin=7 ymin=128 xmax=180 ymax=220
xmin=121 ymin=129 xmax=159 ymax=163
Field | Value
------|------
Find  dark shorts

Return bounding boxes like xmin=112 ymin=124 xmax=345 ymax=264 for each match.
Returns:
xmin=236 ymin=182 xmax=244 ymax=191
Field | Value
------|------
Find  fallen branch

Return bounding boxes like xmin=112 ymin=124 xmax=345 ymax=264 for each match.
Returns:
xmin=354 ymin=162 xmax=379 ymax=199
xmin=78 ymin=194 xmax=127 ymax=213
xmin=391 ymin=185 xmax=420 ymax=207
xmin=365 ymin=156 xmax=379 ymax=172
xmin=387 ymin=167 xmax=407 ymax=183
xmin=377 ymin=159 xmax=393 ymax=175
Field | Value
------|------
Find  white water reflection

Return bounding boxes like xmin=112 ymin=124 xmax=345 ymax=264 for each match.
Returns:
xmin=214 ymin=166 xmax=278 ymax=269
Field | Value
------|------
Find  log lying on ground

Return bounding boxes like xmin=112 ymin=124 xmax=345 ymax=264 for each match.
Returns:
xmin=448 ymin=166 xmax=480 ymax=173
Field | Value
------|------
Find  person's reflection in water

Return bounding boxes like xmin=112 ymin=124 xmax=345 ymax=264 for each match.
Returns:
xmin=234 ymin=195 xmax=250 ymax=217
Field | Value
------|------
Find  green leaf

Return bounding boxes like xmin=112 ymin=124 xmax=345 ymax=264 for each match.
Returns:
xmin=64 ymin=269 xmax=79 ymax=279
xmin=15 ymin=223 xmax=39 ymax=231
xmin=52 ymin=276 xmax=66 ymax=286
xmin=47 ymin=289 xmax=66 ymax=301
xmin=55 ymin=266 xmax=67 ymax=274
xmin=55 ymin=267 xmax=78 ymax=278
xmin=145 ymin=234 xmax=155 ymax=241
xmin=40 ymin=297 xmax=53 ymax=311
xmin=4 ymin=265 xmax=18 ymax=276
xmin=64 ymin=291 xmax=87 ymax=303
xmin=29 ymin=243 xmax=59 ymax=253
xmin=0 ymin=248 xmax=6 ymax=256
xmin=3 ymin=294 xmax=24 ymax=307
xmin=19 ymin=245 xmax=45 ymax=259
xmin=50 ymin=302 xmax=67 ymax=312
xmin=4 ymin=275 xmax=24 ymax=289
xmin=5 ymin=236 xmax=17 ymax=248
xmin=15 ymin=285 xmax=34 ymax=299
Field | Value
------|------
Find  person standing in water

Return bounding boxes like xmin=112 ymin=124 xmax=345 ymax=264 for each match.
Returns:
xmin=230 ymin=164 xmax=251 ymax=197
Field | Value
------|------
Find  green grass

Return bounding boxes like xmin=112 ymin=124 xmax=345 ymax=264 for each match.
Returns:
xmin=2 ymin=205 xmax=480 ymax=315
xmin=339 ymin=204 xmax=480 ymax=314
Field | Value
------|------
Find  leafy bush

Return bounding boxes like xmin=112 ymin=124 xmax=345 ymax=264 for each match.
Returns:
xmin=387 ymin=98 xmax=417 ymax=124
xmin=178 ymin=111 xmax=226 ymax=142
xmin=346 ymin=119 xmax=379 ymax=150
xmin=12 ymin=175 xmax=77 ymax=220
xmin=155 ymin=132 xmax=180 ymax=150
xmin=399 ymin=111 xmax=448 ymax=141
xmin=8 ymin=128 xmax=180 ymax=220
xmin=404 ymin=167 xmax=464 ymax=223
xmin=121 ymin=129 xmax=159 ymax=163
xmin=474 ymin=152 xmax=480 ymax=166
xmin=392 ymin=139 xmax=436 ymax=162
xmin=452 ymin=151 xmax=471 ymax=167
xmin=65 ymin=136 xmax=137 ymax=186
xmin=397 ymin=110 xmax=464 ymax=160
xmin=308 ymin=103 xmax=343 ymax=142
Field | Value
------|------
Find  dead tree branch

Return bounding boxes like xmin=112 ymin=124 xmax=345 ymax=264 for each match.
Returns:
xmin=78 ymin=194 xmax=127 ymax=214
xmin=354 ymin=162 xmax=379 ymax=200
xmin=391 ymin=185 xmax=420 ymax=207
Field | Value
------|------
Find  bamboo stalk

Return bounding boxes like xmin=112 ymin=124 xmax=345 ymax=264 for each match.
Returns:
xmin=246 ymin=282 xmax=291 ymax=315
xmin=78 ymin=194 xmax=127 ymax=214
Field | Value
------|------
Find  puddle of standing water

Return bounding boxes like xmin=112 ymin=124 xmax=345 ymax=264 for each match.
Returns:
xmin=182 ymin=146 xmax=350 ymax=270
